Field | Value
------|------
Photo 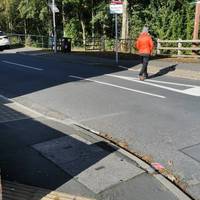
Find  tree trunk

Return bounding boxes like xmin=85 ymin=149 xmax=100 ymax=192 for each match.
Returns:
xmin=121 ymin=0 xmax=129 ymax=39
xmin=24 ymin=20 xmax=27 ymax=35
xmin=193 ymin=2 xmax=200 ymax=40
xmin=121 ymin=0 xmax=129 ymax=52
xmin=80 ymin=16 xmax=86 ymax=45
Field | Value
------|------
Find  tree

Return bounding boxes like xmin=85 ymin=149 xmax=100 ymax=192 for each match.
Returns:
xmin=18 ymin=0 xmax=49 ymax=35
xmin=63 ymin=0 xmax=92 ymax=43
xmin=0 ymin=0 xmax=196 ymax=44
xmin=0 ymin=0 xmax=16 ymax=32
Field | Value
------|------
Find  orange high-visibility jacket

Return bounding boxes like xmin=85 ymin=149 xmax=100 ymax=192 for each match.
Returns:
xmin=135 ymin=32 xmax=154 ymax=55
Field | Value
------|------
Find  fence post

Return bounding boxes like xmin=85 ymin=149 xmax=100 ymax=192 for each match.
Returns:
xmin=178 ymin=38 xmax=182 ymax=55
xmin=84 ymin=39 xmax=86 ymax=51
xmin=129 ymin=39 xmax=132 ymax=54
xmin=42 ymin=36 xmax=44 ymax=48
xmin=157 ymin=39 xmax=161 ymax=55
xmin=101 ymin=37 xmax=105 ymax=52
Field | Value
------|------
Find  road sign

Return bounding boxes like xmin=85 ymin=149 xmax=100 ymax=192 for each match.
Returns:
xmin=111 ymin=0 xmax=123 ymax=4
xmin=48 ymin=3 xmax=59 ymax=13
xmin=110 ymin=0 xmax=123 ymax=14
xmin=110 ymin=4 xmax=123 ymax=14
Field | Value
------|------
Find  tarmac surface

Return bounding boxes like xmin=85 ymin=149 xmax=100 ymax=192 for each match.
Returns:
xmin=1 ymin=47 xmax=200 ymax=200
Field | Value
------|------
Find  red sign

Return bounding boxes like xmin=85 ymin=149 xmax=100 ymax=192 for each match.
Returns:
xmin=111 ymin=0 xmax=123 ymax=5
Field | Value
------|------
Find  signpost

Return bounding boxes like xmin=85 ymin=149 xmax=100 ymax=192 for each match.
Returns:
xmin=48 ymin=0 xmax=59 ymax=53
xmin=110 ymin=0 xmax=123 ymax=64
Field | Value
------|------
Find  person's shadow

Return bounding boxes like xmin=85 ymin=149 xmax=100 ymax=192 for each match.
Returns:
xmin=148 ymin=64 xmax=177 ymax=79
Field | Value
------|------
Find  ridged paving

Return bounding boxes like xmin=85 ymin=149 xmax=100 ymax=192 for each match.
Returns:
xmin=2 ymin=181 xmax=94 ymax=200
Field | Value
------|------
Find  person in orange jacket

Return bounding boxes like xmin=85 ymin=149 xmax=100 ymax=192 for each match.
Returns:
xmin=135 ymin=26 xmax=154 ymax=81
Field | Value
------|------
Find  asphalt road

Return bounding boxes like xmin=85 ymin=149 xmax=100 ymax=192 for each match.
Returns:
xmin=0 ymin=51 xmax=200 ymax=198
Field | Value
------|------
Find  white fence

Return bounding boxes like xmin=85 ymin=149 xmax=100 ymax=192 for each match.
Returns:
xmin=157 ymin=39 xmax=200 ymax=57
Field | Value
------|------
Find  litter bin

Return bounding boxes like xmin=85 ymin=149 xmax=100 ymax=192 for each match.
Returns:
xmin=61 ymin=37 xmax=71 ymax=53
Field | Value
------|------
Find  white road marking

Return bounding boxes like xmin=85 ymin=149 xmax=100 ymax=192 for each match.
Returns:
xmin=142 ymin=79 xmax=200 ymax=88
xmin=2 ymin=60 xmax=44 ymax=71
xmin=69 ymin=75 xmax=166 ymax=99
xmin=183 ymin=87 xmax=200 ymax=96
xmin=107 ymin=74 xmax=200 ymax=97
xmin=118 ymin=65 xmax=138 ymax=71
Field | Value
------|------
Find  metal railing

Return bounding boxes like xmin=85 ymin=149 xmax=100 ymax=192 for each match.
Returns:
xmin=85 ymin=37 xmax=105 ymax=51
xmin=84 ymin=38 xmax=135 ymax=53
xmin=7 ymin=34 xmax=49 ymax=48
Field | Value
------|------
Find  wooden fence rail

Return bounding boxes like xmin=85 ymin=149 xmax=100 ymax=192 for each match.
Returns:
xmin=157 ymin=39 xmax=200 ymax=57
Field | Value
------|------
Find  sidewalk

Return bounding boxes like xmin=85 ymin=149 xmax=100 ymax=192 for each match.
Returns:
xmin=14 ymin=47 xmax=200 ymax=80
xmin=35 ymin=51 xmax=200 ymax=80
xmin=0 ymin=95 xmax=191 ymax=200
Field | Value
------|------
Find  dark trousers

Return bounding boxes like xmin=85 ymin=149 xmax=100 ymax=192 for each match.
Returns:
xmin=139 ymin=55 xmax=149 ymax=76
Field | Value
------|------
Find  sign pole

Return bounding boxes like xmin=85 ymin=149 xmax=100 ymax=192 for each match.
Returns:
xmin=52 ymin=0 xmax=57 ymax=53
xmin=115 ymin=14 xmax=118 ymax=65
xmin=110 ymin=0 xmax=123 ymax=65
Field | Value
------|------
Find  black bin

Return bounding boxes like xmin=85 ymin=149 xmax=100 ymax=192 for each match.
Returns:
xmin=61 ymin=37 xmax=71 ymax=53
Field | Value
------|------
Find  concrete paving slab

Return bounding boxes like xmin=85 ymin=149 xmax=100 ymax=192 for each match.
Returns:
xmin=33 ymin=136 xmax=144 ymax=194
xmin=97 ymin=173 xmax=179 ymax=200
xmin=56 ymin=179 xmax=96 ymax=199
xmin=74 ymin=153 xmax=144 ymax=194
xmin=0 ymin=147 xmax=71 ymax=189
xmin=33 ymin=135 xmax=107 ymax=165
xmin=187 ymin=183 xmax=200 ymax=200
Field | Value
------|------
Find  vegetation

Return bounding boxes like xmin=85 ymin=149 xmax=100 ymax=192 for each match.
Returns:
xmin=0 ymin=0 xmax=196 ymax=43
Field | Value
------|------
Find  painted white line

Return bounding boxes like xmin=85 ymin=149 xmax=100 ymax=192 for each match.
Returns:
xmin=183 ymin=87 xmax=200 ymax=96
xmin=118 ymin=65 xmax=140 ymax=72
xmin=109 ymin=74 xmax=200 ymax=88
xmin=143 ymin=78 xmax=200 ymax=88
xmin=2 ymin=60 xmax=44 ymax=71
xmin=107 ymin=74 xmax=200 ymax=97
xmin=69 ymin=75 xmax=166 ymax=99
